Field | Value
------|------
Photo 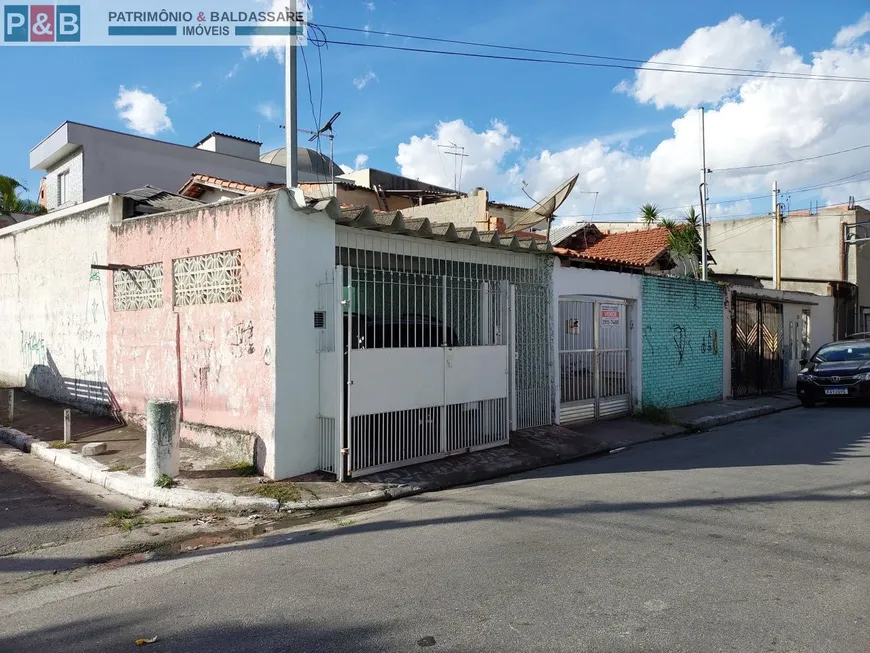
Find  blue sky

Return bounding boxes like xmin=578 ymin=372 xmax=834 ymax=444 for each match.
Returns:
xmin=5 ymin=0 xmax=870 ymax=221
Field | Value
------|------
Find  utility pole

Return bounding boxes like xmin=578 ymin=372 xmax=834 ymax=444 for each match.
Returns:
xmin=772 ymin=181 xmax=780 ymax=289
xmin=285 ymin=34 xmax=298 ymax=188
xmin=699 ymin=107 xmax=709 ymax=281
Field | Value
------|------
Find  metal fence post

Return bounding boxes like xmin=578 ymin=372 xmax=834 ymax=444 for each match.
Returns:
xmin=6 ymin=389 xmax=13 ymax=423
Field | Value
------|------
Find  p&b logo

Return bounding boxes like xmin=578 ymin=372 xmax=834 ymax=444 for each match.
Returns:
xmin=4 ymin=5 xmax=80 ymax=42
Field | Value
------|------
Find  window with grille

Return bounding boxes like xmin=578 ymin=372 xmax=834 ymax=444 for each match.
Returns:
xmin=173 ymin=250 xmax=242 ymax=306
xmin=113 ymin=263 xmax=164 ymax=311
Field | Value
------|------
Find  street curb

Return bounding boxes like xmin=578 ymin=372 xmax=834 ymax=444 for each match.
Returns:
xmin=0 ymin=401 xmax=799 ymax=512
xmin=678 ymin=401 xmax=801 ymax=431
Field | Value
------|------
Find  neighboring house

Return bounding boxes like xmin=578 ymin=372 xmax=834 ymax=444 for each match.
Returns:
xmin=30 ymin=122 xmax=337 ymax=211
xmin=551 ymin=224 xmax=680 ymax=273
xmin=708 ymin=204 xmax=870 ymax=333
xmin=1 ymin=190 xmax=553 ymax=481
xmin=400 ymin=187 xmax=550 ymax=236
xmin=177 ymin=173 xmax=443 ymax=213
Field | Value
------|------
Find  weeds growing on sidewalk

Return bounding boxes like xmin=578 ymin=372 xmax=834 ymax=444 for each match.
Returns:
xmin=48 ymin=442 xmax=72 ymax=450
xmin=252 ymin=482 xmax=302 ymax=504
xmin=107 ymin=463 xmax=130 ymax=472
xmin=106 ymin=509 xmax=146 ymax=531
xmin=155 ymin=474 xmax=175 ymax=489
xmin=230 ymin=461 xmax=257 ymax=477
xmin=634 ymin=404 xmax=673 ymax=425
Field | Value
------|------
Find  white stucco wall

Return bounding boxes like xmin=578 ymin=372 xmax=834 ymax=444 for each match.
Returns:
xmin=552 ymin=263 xmax=644 ymax=416
xmin=0 ymin=198 xmax=111 ymax=413
xmin=273 ymin=191 xmax=337 ymax=479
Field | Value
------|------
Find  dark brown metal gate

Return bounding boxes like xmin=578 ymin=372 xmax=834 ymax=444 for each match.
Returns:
xmin=732 ymin=296 xmax=783 ymax=398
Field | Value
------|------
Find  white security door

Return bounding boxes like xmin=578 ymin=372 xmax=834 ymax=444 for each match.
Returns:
xmin=558 ymin=298 xmax=631 ymax=424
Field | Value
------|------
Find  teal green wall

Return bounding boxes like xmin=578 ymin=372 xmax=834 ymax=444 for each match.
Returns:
xmin=642 ymin=276 xmax=724 ymax=408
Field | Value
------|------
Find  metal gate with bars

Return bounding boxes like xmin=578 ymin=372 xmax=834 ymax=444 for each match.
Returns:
xmin=558 ymin=298 xmax=631 ymax=424
xmin=317 ymin=228 xmax=552 ymax=479
xmin=732 ymin=296 xmax=784 ymax=398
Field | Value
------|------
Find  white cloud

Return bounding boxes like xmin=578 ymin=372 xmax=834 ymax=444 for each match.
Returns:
xmin=245 ymin=0 xmax=301 ymax=61
xmin=354 ymin=153 xmax=369 ymax=169
xmin=396 ymin=119 xmax=520 ymax=191
xmin=395 ymin=14 xmax=870 ymax=220
xmin=834 ymin=13 xmax=870 ymax=48
xmin=365 ymin=1 xmax=375 ymax=10
xmin=353 ymin=71 xmax=377 ymax=89
xmin=114 ymin=86 xmax=172 ymax=136
xmin=226 ymin=63 xmax=241 ymax=79
xmin=257 ymin=101 xmax=280 ymax=122
xmin=191 ymin=81 xmax=202 ymax=90
xmin=619 ymin=15 xmax=792 ymax=110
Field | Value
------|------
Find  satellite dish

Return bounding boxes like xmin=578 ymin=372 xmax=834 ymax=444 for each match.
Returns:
xmin=504 ymin=173 xmax=579 ymax=233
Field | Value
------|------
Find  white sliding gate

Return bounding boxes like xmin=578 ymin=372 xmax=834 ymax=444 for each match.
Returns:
xmin=558 ymin=298 xmax=631 ymax=424
xmin=317 ymin=228 xmax=552 ymax=479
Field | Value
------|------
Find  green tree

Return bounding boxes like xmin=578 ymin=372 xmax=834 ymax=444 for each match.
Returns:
xmin=0 ymin=176 xmax=46 ymax=217
xmin=639 ymin=203 xmax=660 ymax=227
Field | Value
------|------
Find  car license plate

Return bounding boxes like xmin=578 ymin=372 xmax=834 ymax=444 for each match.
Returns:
xmin=825 ymin=388 xmax=849 ymax=396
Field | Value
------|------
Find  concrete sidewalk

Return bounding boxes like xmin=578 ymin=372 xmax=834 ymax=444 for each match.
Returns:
xmin=0 ymin=390 xmax=800 ymax=512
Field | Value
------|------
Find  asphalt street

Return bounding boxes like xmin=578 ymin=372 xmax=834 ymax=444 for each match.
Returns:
xmin=1 ymin=406 xmax=868 ymax=652
xmin=0 ymin=443 xmax=139 ymax=557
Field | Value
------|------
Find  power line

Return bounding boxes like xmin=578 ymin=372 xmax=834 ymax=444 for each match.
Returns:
xmin=315 ymin=23 xmax=870 ymax=84
xmin=562 ymin=169 xmax=870 ymax=220
xmin=713 ymin=143 xmax=870 ymax=172
xmin=323 ymin=38 xmax=870 ymax=83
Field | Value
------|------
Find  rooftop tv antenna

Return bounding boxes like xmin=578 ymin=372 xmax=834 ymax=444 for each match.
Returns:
xmin=506 ymin=173 xmax=580 ymax=240
xmin=280 ymin=110 xmax=342 ymax=187
xmin=437 ymin=142 xmax=468 ymax=193
xmin=310 ymin=111 xmax=341 ymax=187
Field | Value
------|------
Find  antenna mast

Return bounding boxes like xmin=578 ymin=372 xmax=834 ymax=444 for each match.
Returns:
xmin=438 ymin=142 xmax=468 ymax=193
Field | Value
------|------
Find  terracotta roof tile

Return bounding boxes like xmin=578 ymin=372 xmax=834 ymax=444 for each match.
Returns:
xmin=559 ymin=226 xmax=672 ymax=267
xmin=179 ymin=173 xmax=274 ymax=198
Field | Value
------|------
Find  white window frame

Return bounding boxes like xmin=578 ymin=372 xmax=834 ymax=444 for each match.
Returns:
xmin=57 ymin=170 xmax=70 ymax=206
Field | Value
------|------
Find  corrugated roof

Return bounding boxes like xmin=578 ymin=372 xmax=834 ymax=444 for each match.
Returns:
xmin=335 ymin=205 xmax=552 ymax=254
xmin=549 ymin=222 xmax=587 ymax=246
xmin=122 ymin=186 xmax=204 ymax=213
xmin=576 ymin=226 xmax=671 ymax=266
xmin=193 ymin=131 xmax=262 ymax=146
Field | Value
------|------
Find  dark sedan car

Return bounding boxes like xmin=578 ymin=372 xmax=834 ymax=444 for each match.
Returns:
xmin=796 ymin=340 xmax=870 ymax=407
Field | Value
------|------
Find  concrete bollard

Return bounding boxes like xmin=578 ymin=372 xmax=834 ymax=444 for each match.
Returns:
xmin=6 ymin=389 xmax=13 ymax=423
xmin=145 ymin=399 xmax=180 ymax=483
xmin=63 ymin=409 xmax=71 ymax=444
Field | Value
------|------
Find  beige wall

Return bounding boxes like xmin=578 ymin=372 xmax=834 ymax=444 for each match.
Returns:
xmin=401 ymin=193 xmax=486 ymax=229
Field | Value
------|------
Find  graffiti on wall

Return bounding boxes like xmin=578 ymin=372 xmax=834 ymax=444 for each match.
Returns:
xmin=74 ymin=348 xmax=105 ymax=381
xmin=672 ymin=325 xmax=690 ymax=365
xmin=20 ymin=331 xmax=46 ymax=365
xmin=228 ymin=321 xmax=255 ymax=358
xmin=701 ymin=329 xmax=719 ymax=355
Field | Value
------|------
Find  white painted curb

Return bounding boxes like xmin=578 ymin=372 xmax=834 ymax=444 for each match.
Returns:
xmin=0 ymin=426 xmax=420 ymax=512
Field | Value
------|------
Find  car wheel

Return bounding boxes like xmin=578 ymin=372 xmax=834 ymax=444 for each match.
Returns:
xmin=800 ymin=398 xmax=816 ymax=408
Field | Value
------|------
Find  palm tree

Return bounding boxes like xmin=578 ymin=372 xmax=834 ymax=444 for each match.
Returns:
xmin=639 ymin=203 xmax=660 ymax=228
xmin=661 ymin=207 xmax=703 ymax=278
xmin=682 ymin=206 xmax=700 ymax=228
xmin=0 ymin=176 xmax=46 ymax=217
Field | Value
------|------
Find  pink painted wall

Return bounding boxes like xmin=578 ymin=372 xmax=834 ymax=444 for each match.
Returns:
xmin=107 ymin=194 xmax=277 ymax=471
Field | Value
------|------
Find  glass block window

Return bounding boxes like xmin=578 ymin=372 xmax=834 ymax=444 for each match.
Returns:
xmin=113 ymin=263 xmax=164 ymax=311
xmin=173 ymin=250 xmax=242 ymax=306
